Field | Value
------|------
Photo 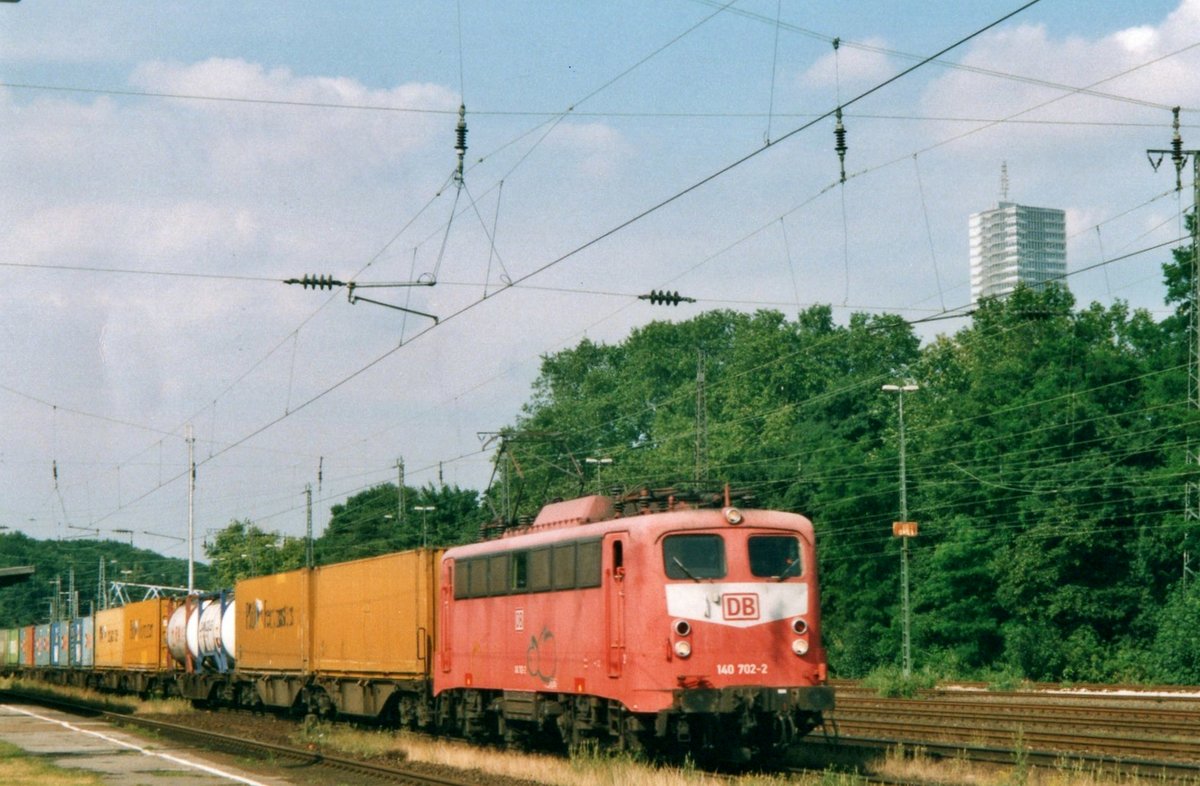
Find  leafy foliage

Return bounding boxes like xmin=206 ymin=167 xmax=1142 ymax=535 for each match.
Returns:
xmin=7 ymin=239 xmax=1200 ymax=685
xmin=498 ymin=278 xmax=1200 ymax=683
xmin=0 ymin=531 xmax=209 ymax=627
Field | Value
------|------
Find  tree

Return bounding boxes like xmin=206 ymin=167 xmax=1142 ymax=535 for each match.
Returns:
xmin=317 ymin=482 xmax=484 ymax=564
xmin=203 ymin=520 xmax=305 ymax=586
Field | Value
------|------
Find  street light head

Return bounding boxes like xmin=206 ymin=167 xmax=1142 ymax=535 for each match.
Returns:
xmin=882 ymin=383 xmax=920 ymax=392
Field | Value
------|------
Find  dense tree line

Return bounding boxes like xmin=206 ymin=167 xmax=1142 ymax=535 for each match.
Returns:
xmin=201 ymin=483 xmax=485 ymax=587
xmin=6 ymin=244 xmax=1199 ymax=685
xmin=0 ymin=532 xmax=209 ymax=627
xmin=496 ymin=247 xmax=1200 ymax=684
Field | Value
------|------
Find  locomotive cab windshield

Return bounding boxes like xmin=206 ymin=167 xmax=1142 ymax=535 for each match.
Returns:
xmin=663 ymin=532 xmax=803 ymax=581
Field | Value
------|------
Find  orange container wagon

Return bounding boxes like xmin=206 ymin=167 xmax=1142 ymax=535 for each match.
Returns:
xmin=236 ymin=568 xmax=312 ymax=672
xmin=122 ymin=598 xmax=176 ymax=670
xmin=311 ymin=549 xmax=440 ymax=678
xmin=94 ymin=607 xmax=125 ymax=669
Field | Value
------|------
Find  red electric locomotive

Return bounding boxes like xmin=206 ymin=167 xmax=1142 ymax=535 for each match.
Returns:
xmin=436 ymin=488 xmax=833 ymax=762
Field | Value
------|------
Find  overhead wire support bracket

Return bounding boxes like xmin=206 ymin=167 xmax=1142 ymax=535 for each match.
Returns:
xmin=284 ymin=274 xmax=439 ymax=323
xmin=1146 ymin=106 xmax=1190 ymax=192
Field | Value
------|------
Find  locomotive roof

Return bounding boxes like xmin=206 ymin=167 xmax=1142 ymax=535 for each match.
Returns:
xmin=446 ymin=491 xmax=814 ymax=560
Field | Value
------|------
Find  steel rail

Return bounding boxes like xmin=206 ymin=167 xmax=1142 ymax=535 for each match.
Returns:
xmin=835 ymin=695 xmax=1200 ymax=737
xmin=801 ymin=733 xmax=1200 ymax=781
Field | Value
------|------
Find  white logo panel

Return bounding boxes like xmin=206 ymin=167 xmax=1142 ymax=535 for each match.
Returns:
xmin=664 ymin=582 xmax=808 ymax=628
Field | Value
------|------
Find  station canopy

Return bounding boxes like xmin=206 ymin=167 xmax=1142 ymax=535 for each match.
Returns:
xmin=0 ymin=566 xmax=35 ymax=588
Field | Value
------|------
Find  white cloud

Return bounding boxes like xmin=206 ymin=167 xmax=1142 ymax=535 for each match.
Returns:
xmin=546 ymin=121 xmax=632 ymax=178
xmin=800 ymin=37 xmax=894 ymax=90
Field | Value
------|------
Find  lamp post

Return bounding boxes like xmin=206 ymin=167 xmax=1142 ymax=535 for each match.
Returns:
xmin=882 ymin=383 xmax=919 ymax=678
xmin=413 ymin=506 xmax=435 ymax=549
xmin=585 ymin=457 xmax=613 ymax=494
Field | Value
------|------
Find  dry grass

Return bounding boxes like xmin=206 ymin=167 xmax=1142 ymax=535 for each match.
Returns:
xmin=293 ymin=722 xmax=821 ymax=786
xmin=294 ymin=724 xmax=1197 ymax=786
xmin=0 ymin=741 xmax=107 ymax=786
xmin=0 ymin=676 xmax=192 ymax=716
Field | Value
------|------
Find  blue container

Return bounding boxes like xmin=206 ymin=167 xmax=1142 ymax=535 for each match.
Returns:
xmin=50 ymin=621 xmax=67 ymax=667
xmin=69 ymin=617 xmax=94 ymax=667
xmin=34 ymin=624 xmax=51 ymax=667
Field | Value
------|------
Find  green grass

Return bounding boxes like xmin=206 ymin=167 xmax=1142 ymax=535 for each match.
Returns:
xmin=0 ymin=741 xmax=108 ymax=786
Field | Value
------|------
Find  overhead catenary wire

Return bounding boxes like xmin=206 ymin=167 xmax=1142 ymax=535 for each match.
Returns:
xmin=28 ymin=0 xmax=1190 ymax=554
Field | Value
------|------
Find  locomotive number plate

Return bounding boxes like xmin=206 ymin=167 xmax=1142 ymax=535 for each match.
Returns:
xmin=717 ymin=663 xmax=769 ymax=676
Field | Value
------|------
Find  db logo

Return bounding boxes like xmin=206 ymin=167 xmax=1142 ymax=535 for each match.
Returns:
xmin=723 ymin=593 xmax=760 ymax=620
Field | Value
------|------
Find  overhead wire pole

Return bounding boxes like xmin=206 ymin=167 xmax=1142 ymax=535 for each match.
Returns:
xmin=883 ymin=383 xmax=919 ymax=679
xmin=186 ymin=424 xmax=195 ymax=594
xmin=1147 ymin=107 xmax=1200 ymax=531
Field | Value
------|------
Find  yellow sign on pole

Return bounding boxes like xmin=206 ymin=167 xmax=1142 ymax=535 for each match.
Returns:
xmin=892 ymin=521 xmax=919 ymax=537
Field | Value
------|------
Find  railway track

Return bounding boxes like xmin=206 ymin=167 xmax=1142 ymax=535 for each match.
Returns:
xmin=9 ymin=681 xmax=1200 ymax=784
xmin=0 ymin=688 xmax=483 ymax=786
xmin=814 ymin=684 xmax=1200 ymax=780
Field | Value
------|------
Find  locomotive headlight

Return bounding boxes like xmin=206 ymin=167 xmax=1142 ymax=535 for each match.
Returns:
xmin=792 ymin=638 xmax=810 ymax=656
xmin=791 ymin=618 xmax=809 ymax=635
xmin=674 ymin=640 xmax=692 ymax=658
xmin=672 ymin=619 xmax=692 ymax=637
xmin=723 ymin=507 xmax=744 ymax=525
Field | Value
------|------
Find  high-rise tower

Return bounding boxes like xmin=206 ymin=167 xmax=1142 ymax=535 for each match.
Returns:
xmin=969 ymin=169 xmax=1066 ymax=305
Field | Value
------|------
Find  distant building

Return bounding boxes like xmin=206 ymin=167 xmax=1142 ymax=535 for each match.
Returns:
xmin=969 ymin=201 xmax=1067 ymax=305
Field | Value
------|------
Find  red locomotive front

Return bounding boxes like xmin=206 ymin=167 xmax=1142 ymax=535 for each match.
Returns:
xmin=435 ymin=490 xmax=833 ymax=761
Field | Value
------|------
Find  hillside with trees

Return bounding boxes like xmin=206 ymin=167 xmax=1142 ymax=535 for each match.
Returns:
xmin=0 ymin=532 xmax=208 ymax=628
xmin=5 ymin=244 xmax=1198 ymax=685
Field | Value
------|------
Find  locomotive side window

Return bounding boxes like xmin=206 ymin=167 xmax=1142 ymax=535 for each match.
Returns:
xmin=468 ymin=558 xmax=488 ymax=597
xmin=451 ymin=538 xmax=605 ymax=598
xmin=552 ymin=543 xmax=577 ymax=589
xmin=488 ymin=554 xmax=509 ymax=595
xmin=511 ymin=551 xmax=528 ymax=591
xmin=453 ymin=560 xmax=470 ymax=598
xmin=663 ymin=534 xmax=726 ymax=580
xmin=577 ymin=540 xmax=602 ymax=588
xmin=528 ymin=548 xmax=552 ymax=592
xmin=749 ymin=535 xmax=802 ymax=578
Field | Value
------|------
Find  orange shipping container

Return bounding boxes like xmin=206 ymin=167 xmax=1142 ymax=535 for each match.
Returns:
xmin=94 ymin=606 xmax=124 ymax=668
xmin=236 ymin=568 xmax=312 ymax=672
xmin=311 ymin=549 xmax=440 ymax=678
xmin=122 ymin=598 xmax=175 ymax=670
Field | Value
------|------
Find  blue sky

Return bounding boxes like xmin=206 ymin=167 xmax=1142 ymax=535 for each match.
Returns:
xmin=1 ymin=1 xmax=1197 ymax=563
